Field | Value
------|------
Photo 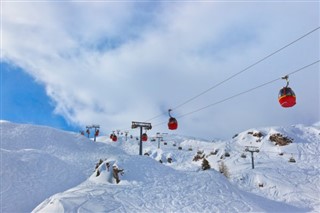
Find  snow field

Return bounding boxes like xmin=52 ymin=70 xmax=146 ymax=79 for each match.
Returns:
xmin=1 ymin=121 xmax=319 ymax=212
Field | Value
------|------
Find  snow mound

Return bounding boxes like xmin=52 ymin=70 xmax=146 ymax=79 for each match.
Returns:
xmin=33 ymin=154 xmax=306 ymax=213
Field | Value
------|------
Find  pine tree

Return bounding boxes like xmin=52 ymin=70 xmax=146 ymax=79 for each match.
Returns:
xmin=202 ymin=158 xmax=211 ymax=170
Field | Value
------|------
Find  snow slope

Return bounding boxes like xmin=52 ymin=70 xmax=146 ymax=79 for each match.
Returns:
xmin=1 ymin=121 xmax=319 ymax=212
xmin=227 ymin=125 xmax=320 ymax=210
xmin=32 ymin=157 xmax=305 ymax=213
xmin=1 ymin=121 xmax=124 ymax=212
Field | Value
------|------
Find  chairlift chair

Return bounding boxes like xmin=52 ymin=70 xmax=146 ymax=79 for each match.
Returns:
xmin=289 ymin=154 xmax=296 ymax=163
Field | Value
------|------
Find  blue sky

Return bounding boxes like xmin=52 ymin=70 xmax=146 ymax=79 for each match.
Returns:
xmin=1 ymin=62 xmax=79 ymax=132
xmin=1 ymin=1 xmax=319 ymax=139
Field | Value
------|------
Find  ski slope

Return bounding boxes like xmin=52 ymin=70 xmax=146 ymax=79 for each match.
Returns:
xmin=1 ymin=120 xmax=319 ymax=212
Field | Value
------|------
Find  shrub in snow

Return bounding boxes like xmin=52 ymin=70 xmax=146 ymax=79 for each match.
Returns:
xmin=113 ymin=166 xmax=124 ymax=184
xmin=98 ymin=159 xmax=103 ymax=165
xmin=178 ymin=146 xmax=182 ymax=150
xmin=167 ymin=157 xmax=173 ymax=163
xmin=95 ymin=159 xmax=104 ymax=170
xmin=96 ymin=169 xmax=100 ymax=177
xmin=219 ymin=161 xmax=230 ymax=178
xmin=201 ymin=158 xmax=211 ymax=170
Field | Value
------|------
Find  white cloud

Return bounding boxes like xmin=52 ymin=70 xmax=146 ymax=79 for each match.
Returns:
xmin=2 ymin=1 xmax=319 ymax=139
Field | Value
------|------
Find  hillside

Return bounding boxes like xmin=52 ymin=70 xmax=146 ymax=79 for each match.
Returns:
xmin=1 ymin=121 xmax=319 ymax=212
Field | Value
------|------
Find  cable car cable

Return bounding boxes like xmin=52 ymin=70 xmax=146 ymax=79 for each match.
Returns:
xmin=171 ymin=27 xmax=320 ymax=111
xmin=144 ymin=26 xmax=320 ymax=122
xmin=152 ymin=60 xmax=320 ymax=128
xmin=178 ymin=60 xmax=319 ymax=119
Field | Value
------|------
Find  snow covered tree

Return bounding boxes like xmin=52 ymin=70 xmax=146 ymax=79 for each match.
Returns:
xmin=219 ymin=161 xmax=230 ymax=178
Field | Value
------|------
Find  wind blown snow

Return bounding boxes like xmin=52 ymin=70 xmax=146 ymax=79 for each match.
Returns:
xmin=1 ymin=122 xmax=319 ymax=212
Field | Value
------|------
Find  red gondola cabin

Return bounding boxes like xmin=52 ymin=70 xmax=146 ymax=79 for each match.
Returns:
xmin=112 ymin=135 xmax=117 ymax=142
xmin=278 ymin=87 xmax=296 ymax=108
xmin=168 ymin=117 xmax=178 ymax=130
xmin=95 ymin=129 xmax=99 ymax=137
xmin=168 ymin=109 xmax=178 ymax=130
xmin=142 ymin=133 xmax=148 ymax=141
xmin=110 ymin=133 xmax=117 ymax=142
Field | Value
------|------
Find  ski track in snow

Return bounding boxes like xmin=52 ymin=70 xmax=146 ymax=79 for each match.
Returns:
xmin=34 ymin=168 xmax=255 ymax=213
xmin=1 ymin=122 xmax=319 ymax=212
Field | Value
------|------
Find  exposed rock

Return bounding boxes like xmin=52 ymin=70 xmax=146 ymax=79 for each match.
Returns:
xmin=248 ymin=131 xmax=264 ymax=138
xmin=193 ymin=151 xmax=205 ymax=161
xmin=269 ymin=133 xmax=293 ymax=146
xmin=253 ymin=132 xmax=264 ymax=138
xmin=232 ymin=133 xmax=238 ymax=139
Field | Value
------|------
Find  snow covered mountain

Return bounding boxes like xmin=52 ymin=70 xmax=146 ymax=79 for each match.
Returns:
xmin=1 ymin=120 xmax=319 ymax=212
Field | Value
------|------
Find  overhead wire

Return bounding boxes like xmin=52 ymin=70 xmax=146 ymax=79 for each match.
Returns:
xmin=144 ymin=26 xmax=320 ymax=122
xmin=113 ymin=27 xmax=320 ymax=133
xmin=152 ymin=60 xmax=320 ymax=128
